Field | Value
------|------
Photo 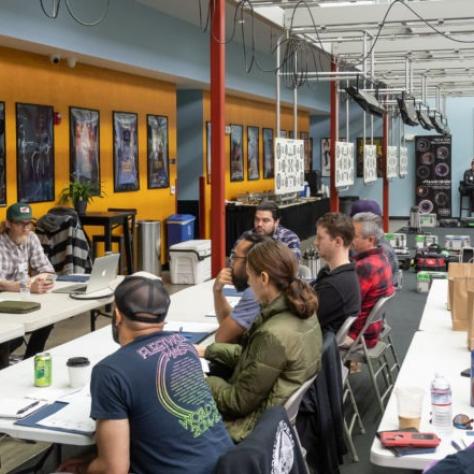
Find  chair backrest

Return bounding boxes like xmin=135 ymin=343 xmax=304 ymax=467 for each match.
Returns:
xmin=284 ymin=373 xmax=318 ymax=425
xmin=335 ymin=315 xmax=357 ymax=346
xmin=344 ymin=293 xmax=395 ymax=359
xmin=298 ymin=264 xmax=312 ymax=280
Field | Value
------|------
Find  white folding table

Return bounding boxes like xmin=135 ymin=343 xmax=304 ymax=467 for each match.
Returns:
xmin=0 ymin=278 xmax=219 ymax=445
xmin=418 ymin=279 xmax=452 ymax=333
xmin=0 ymin=321 xmax=24 ymax=344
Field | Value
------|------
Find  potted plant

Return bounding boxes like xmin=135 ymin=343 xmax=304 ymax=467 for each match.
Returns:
xmin=58 ymin=180 xmax=103 ymax=214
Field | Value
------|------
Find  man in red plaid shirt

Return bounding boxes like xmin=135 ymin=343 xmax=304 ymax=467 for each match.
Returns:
xmin=343 ymin=212 xmax=394 ymax=348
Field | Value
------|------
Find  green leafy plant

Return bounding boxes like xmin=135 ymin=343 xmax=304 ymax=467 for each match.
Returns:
xmin=58 ymin=180 xmax=104 ymax=206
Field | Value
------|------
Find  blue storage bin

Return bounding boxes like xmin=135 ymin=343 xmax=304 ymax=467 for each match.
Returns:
xmin=167 ymin=214 xmax=196 ymax=248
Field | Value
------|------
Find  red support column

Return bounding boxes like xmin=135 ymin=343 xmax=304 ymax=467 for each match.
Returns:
xmin=210 ymin=0 xmax=226 ymax=276
xmin=382 ymin=112 xmax=390 ymax=232
xmin=329 ymin=59 xmax=339 ymax=212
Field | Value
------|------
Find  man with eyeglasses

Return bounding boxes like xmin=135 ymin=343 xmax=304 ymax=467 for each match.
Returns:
xmin=213 ymin=231 xmax=269 ymax=343
xmin=0 ymin=202 xmax=55 ymax=367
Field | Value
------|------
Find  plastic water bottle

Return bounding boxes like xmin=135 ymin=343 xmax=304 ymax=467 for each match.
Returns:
xmin=18 ymin=272 xmax=30 ymax=299
xmin=431 ymin=373 xmax=452 ymax=431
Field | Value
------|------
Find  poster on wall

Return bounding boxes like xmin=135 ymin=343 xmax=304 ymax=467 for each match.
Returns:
xmin=70 ymin=107 xmax=100 ymax=195
xmin=0 ymin=102 xmax=5 ymax=205
xmin=147 ymin=115 xmax=169 ymax=189
xmin=274 ymin=138 xmax=304 ymax=195
xmin=113 ymin=111 xmax=139 ymax=192
xmin=356 ymin=137 xmax=383 ymax=178
xmin=300 ymin=131 xmax=313 ymax=172
xmin=16 ymin=103 xmax=54 ymax=203
xmin=230 ymin=124 xmax=244 ymax=182
xmin=320 ymin=137 xmax=330 ymax=177
xmin=415 ymin=135 xmax=452 ymax=217
xmin=263 ymin=128 xmax=274 ymax=179
xmin=247 ymin=126 xmax=260 ymax=180
xmin=206 ymin=121 xmax=211 ymax=184
xmin=335 ymin=141 xmax=355 ymax=188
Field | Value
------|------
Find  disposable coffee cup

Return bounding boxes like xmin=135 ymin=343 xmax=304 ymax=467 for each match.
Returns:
xmin=396 ymin=386 xmax=424 ymax=430
xmin=66 ymin=357 xmax=91 ymax=388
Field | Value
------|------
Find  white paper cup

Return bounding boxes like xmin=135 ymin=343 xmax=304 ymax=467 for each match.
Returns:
xmin=66 ymin=357 xmax=91 ymax=388
xmin=396 ymin=386 xmax=424 ymax=430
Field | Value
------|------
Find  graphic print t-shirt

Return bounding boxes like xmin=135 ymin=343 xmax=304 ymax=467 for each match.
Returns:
xmin=90 ymin=332 xmax=232 ymax=474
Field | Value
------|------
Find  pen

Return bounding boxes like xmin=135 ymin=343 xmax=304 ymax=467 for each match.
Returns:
xmin=16 ymin=400 xmax=40 ymax=416
xmin=451 ymin=440 xmax=462 ymax=452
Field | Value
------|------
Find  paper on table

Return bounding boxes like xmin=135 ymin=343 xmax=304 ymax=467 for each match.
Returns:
xmin=205 ymin=298 xmax=239 ymax=318
xmin=0 ymin=398 xmax=49 ymax=419
xmin=164 ymin=320 xmax=218 ymax=333
xmin=201 ymin=358 xmax=210 ymax=374
xmin=25 ymin=386 xmax=82 ymax=402
xmin=37 ymin=395 xmax=95 ymax=434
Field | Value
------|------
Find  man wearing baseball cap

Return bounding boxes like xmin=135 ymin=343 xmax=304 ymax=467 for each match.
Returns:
xmin=0 ymin=202 xmax=55 ymax=367
xmin=60 ymin=272 xmax=232 ymax=474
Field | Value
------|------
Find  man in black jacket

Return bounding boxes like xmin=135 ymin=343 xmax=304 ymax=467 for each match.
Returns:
xmin=312 ymin=212 xmax=361 ymax=334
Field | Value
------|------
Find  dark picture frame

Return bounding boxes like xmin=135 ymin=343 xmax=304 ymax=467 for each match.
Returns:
xmin=147 ymin=114 xmax=169 ymax=189
xmin=356 ymin=137 xmax=383 ymax=178
xmin=16 ymin=102 xmax=55 ymax=203
xmin=113 ymin=111 xmax=139 ymax=192
xmin=206 ymin=121 xmax=211 ymax=184
xmin=230 ymin=124 xmax=244 ymax=182
xmin=247 ymin=126 xmax=260 ymax=180
xmin=69 ymin=106 xmax=100 ymax=195
xmin=263 ymin=128 xmax=274 ymax=179
xmin=0 ymin=102 xmax=6 ymax=206
xmin=300 ymin=131 xmax=313 ymax=172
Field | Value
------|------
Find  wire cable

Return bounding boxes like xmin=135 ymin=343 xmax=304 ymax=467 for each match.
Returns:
xmin=39 ymin=0 xmax=110 ymax=27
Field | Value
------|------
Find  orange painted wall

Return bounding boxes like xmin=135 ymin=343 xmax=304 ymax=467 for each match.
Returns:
xmin=202 ymin=93 xmax=309 ymax=238
xmin=0 ymin=46 xmax=176 ymax=262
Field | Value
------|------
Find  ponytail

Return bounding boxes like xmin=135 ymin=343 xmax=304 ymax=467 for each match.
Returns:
xmin=285 ymin=278 xmax=318 ymax=319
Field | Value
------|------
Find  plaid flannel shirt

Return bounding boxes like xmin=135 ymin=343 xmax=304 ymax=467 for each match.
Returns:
xmin=350 ymin=247 xmax=394 ymax=348
xmin=234 ymin=225 xmax=301 ymax=261
xmin=0 ymin=231 xmax=54 ymax=281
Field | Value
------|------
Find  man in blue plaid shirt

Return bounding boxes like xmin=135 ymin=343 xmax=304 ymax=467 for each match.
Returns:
xmin=235 ymin=201 xmax=301 ymax=261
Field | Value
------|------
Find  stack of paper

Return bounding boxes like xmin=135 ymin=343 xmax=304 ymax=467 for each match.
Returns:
xmin=0 ymin=398 xmax=48 ymax=419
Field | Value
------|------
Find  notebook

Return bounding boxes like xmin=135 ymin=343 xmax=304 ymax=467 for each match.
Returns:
xmin=0 ymin=301 xmax=41 ymax=313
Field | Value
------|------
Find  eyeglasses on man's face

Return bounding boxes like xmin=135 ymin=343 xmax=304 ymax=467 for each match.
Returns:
xmin=228 ymin=252 xmax=247 ymax=265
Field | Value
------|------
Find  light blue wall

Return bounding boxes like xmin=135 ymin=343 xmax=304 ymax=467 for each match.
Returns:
xmin=0 ymin=0 xmax=328 ymax=112
xmin=310 ymin=98 xmax=474 ymax=217
xmin=177 ymin=90 xmax=203 ymax=201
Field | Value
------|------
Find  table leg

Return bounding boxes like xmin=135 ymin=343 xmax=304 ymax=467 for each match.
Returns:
xmin=104 ymin=223 xmax=112 ymax=254
xmin=90 ymin=310 xmax=97 ymax=332
xmin=123 ymin=217 xmax=133 ymax=274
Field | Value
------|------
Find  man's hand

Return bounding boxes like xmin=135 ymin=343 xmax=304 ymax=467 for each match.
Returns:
xmin=194 ymin=344 xmax=207 ymax=358
xmin=213 ymin=268 xmax=233 ymax=292
xmin=30 ymin=274 xmax=54 ymax=294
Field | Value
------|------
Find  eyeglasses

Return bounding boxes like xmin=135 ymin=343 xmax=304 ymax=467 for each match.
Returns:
xmin=228 ymin=253 xmax=247 ymax=265
xmin=453 ymin=413 xmax=474 ymax=430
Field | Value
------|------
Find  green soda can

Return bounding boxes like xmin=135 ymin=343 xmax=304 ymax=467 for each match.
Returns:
xmin=34 ymin=352 xmax=52 ymax=387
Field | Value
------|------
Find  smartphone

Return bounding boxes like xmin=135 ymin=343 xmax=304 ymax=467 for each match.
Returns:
xmin=460 ymin=247 xmax=474 ymax=263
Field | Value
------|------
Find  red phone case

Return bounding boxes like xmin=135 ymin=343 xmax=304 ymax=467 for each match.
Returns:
xmin=380 ymin=432 xmax=441 ymax=448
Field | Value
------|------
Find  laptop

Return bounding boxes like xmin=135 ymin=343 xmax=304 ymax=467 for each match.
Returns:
xmin=53 ymin=254 xmax=120 ymax=295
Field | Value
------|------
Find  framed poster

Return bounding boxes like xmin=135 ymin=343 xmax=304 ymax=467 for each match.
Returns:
xmin=356 ymin=137 xmax=383 ymax=178
xmin=206 ymin=121 xmax=211 ymax=184
xmin=247 ymin=126 xmax=260 ymax=180
xmin=300 ymin=131 xmax=313 ymax=172
xmin=263 ymin=128 xmax=274 ymax=178
xmin=113 ymin=111 xmax=139 ymax=192
xmin=415 ymin=135 xmax=452 ymax=217
xmin=230 ymin=124 xmax=244 ymax=182
xmin=147 ymin=114 xmax=169 ymax=189
xmin=16 ymin=103 xmax=54 ymax=203
xmin=320 ymin=137 xmax=330 ymax=177
xmin=69 ymin=107 xmax=100 ymax=195
xmin=0 ymin=102 xmax=5 ymax=205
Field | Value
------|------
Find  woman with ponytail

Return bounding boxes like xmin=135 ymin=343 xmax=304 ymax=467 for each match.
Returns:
xmin=201 ymin=240 xmax=322 ymax=442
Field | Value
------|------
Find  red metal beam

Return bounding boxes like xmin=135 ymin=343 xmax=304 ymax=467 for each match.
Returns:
xmin=329 ymin=59 xmax=339 ymax=212
xmin=382 ymin=112 xmax=389 ymax=232
xmin=210 ymin=0 xmax=226 ymax=276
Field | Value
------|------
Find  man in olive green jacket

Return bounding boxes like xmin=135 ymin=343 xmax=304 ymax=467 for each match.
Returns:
xmin=205 ymin=295 xmax=322 ymax=442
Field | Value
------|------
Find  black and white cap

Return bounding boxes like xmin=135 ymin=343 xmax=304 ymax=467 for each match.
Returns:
xmin=114 ymin=271 xmax=170 ymax=323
